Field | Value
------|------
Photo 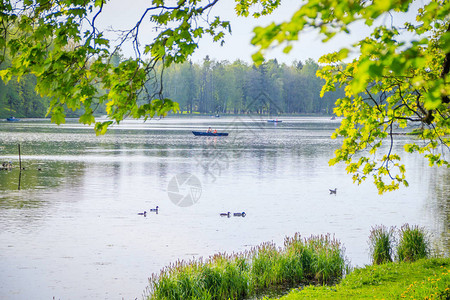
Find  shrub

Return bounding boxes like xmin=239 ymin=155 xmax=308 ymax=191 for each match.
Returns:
xmin=368 ymin=225 xmax=396 ymax=265
xmin=397 ymin=224 xmax=429 ymax=262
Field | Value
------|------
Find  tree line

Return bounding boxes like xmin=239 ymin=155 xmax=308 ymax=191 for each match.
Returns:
xmin=0 ymin=58 xmax=50 ymax=118
xmin=1 ymin=55 xmax=345 ymax=118
xmin=156 ymin=56 xmax=344 ymax=115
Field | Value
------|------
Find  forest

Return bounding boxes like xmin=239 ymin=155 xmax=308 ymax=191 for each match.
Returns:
xmin=0 ymin=56 xmax=344 ymax=118
xmin=0 ymin=62 xmax=50 ymax=118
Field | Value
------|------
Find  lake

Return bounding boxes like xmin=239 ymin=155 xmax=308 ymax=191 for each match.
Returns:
xmin=0 ymin=117 xmax=448 ymax=299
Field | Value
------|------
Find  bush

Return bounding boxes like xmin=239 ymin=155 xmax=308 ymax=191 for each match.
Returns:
xmin=397 ymin=224 xmax=429 ymax=262
xmin=368 ymin=225 xmax=396 ymax=265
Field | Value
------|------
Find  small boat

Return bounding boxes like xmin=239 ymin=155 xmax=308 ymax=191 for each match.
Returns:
xmin=267 ymin=119 xmax=282 ymax=123
xmin=192 ymin=131 xmax=229 ymax=136
xmin=6 ymin=117 xmax=20 ymax=122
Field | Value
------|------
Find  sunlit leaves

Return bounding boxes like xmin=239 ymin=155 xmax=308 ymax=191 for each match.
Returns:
xmin=249 ymin=0 xmax=450 ymax=193
xmin=0 ymin=0 xmax=227 ymax=135
xmin=50 ymin=106 xmax=66 ymax=125
xmin=322 ymin=17 xmax=450 ymax=192
xmin=94 ymin=121 xmax=113 ymax=136
xmin=235 ymin=0 xmax=281 ymax=18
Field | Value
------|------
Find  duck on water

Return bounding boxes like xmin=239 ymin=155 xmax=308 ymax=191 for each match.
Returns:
xmin=220 ymin=212 xmax=246 ymax=217
xmin=233 ymin=212 xmax=246 ymax=217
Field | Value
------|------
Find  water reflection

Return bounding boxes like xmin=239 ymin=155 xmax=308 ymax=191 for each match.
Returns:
xmin=0 ymin=117 xmax=448 ymax=299
xmin=425 ymin=167 xmax=450 ymax=255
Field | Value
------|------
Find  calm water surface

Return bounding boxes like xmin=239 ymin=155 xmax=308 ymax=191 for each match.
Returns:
xmin=0 ymin=117 xmax=448 ymax=299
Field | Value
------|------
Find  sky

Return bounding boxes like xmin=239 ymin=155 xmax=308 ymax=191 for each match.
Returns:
xmin=96 ymin=0 xmax=426 ymax=65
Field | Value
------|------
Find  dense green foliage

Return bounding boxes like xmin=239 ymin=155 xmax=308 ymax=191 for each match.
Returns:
xmin=0 ymin=57 xmax=49 ymax=118
xmin=161 ymin=57 xmax=340 ymax=114
xmin=267 ymin=258 xmax=450 ymax=300
xmin=145 ymin=233 xmax=346 ymax=300
xmin=251 ymin=0 xmax=450 ymax=193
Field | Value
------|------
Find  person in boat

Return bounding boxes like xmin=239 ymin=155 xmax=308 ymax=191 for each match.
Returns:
xmin=207 ymin=127 xmax=212 ymax=133
xmin=213 ymin=129 xmax=217 ymax=133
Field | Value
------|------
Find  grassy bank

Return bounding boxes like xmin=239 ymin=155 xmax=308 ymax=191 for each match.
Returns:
xmin=144 ymin=226 xmax=446 ymax=300
xmin=266 ymin=257 xmax=450 ymax=299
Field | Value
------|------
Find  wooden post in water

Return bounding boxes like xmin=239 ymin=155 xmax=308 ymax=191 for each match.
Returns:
xmin=18 ymin=144 xmax=22 ymax=170
xmin=18 ymin=144 xmax=22 ymax=191
xmin=18 ymin=170 xmax=22 ymax=191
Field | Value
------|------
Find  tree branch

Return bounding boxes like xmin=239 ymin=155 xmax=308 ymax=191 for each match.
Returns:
xmin=441 ymin=22 xmax=450 ymax=104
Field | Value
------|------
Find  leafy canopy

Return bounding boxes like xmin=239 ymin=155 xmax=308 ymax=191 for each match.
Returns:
xmin=252 ymin=0 xmax=450 ymax=193
xmin=0 ymin=0 xmax=235 ymax=133
xmin=0 ymin=0 xmax=449 ymax=192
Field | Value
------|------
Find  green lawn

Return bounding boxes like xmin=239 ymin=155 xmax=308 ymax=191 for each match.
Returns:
xmin=266 ymin=258 xmax=450 ymax=299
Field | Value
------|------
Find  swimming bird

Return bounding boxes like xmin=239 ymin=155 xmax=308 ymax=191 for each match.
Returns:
xmin=138 ymin=211 xmax=147 ymax=216
xmin=329 ymin=188 xmax=337 ymax=195
xmin=220 ymin=212 xmax=231 ymax=217
xmin=149 ymin=206 xmax=159 ymax=212
xmin=233 ymin=212 xmax=246 ymax=217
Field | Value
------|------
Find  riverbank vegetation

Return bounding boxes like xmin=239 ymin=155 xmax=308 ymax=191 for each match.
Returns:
xmin=144 ymin=225 xmax=448 ymax=300
xmin=144 ymin=234 xmax=346 ymax=300
xmin=368 ymin=224 xmax=430 ymax=265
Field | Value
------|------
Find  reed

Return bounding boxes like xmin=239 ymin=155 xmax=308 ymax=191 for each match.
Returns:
xmin=250 ymin=241 xmax=283 ymax=290
xmin=397 ymin=224 xmax=429 ymax=262
xmin=304 ymin=234 xmax=346 ymax=284
xmin=147 ymin=254 xmax=250 ymax=300
xmin=145 ymin=233 xmax=346 ymax=300
xmin=368 ymin=225 xmax=395 ymax=265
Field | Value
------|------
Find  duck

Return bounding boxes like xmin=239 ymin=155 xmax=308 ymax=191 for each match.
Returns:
xmin=220 ymin=212 xmax=231 ymax=217
xmin=233 ymin=212 xmax=246 ymax=217
xmin=149 ymin=206 xmax=159 ymax=212
xmin=1 ymin=162 xmax=12 ymax=170
xmin=138 ymin=211 xmax=147 ymax=216
xmin=329 ymin=188 xmax=337 ymax=195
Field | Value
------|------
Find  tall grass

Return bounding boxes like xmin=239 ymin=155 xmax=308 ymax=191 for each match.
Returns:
xmin=397 ymin=224 xmax=429 ymax=262
xmin=250 ymin=241 xmax=283 ymax=290
xmin=368 ymin=225 xmax=396 ymax=265
xmin=146 ymin=254 xmax=250 ymax=300
xmin=145 ymin=233 xmax=346 ymax=300
xmin=306 ymin=234 xmax=346 ymax=284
